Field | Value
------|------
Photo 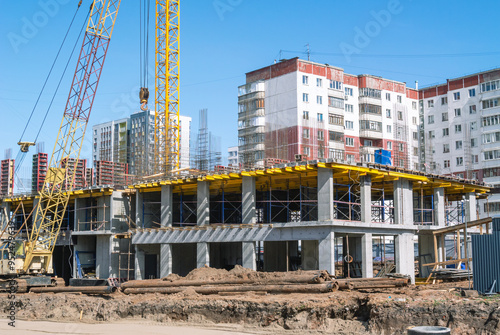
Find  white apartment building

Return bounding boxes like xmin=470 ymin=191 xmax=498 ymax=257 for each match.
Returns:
xmin=92 ymin=118 xmax=130 ymax=167
xmin=238 ymin=58 xmax=420 ymax=169
xmin=227 ymin=146 xmax=239 ymax=167
xmin=93 ymin=112 xmax=191 ymax=177
xmin=420 ymin=68 xmax=500 ymax=218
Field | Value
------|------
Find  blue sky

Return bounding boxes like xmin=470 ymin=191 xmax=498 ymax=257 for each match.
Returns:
xmin=1 ymin=0 xmax=499 ymax=181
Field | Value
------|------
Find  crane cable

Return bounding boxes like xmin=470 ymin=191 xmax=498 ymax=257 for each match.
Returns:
xmin=18 ymin=1 xmax=83 ymax=144
xmin=13 ymin=2 xmax=89 ymax=192
xmin=139 ymin=0 xmax=150 ymax=111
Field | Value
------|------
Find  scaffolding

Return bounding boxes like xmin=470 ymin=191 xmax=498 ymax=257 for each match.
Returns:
xmin=413 ymin=187 xmax=434 ymax=225
xmin=192 ymin=109 xmax=221 ymax=172
xmin=371 ymin=186 xmax=394 ymax=224
xmin=392 ymin=103 xmax=410 ymax=169
xmin=113 ymin=234 xmax=134 ymax=281
xmin=75 ymin=200 xmax=108 ymax=232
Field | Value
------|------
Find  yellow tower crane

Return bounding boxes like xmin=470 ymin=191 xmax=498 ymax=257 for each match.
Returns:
xmin=154 ymin=0 xmax=180 ymax=176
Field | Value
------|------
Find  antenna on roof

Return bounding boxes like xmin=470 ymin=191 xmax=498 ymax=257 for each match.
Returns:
xmin=305 ymin=43 xmax=310 ymax=61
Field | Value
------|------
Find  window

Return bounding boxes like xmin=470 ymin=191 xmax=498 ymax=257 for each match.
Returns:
xmin=330 ymin=80 xmax=342 ymax=90
xmin=302 ymin=75 xmax=308 ymax=85
xmin=398 ymin=143 xmax=405 ymax=151
xmin=386 ymin=93 xmax=391 ymax=101
xmin=455 ymin=124 xmax=462 ymax=133
xmin=345 ymin=104 xmax=354 ymax=113
xmin=412 ymin=101 xmax=417 ymax=110
xmin=412 ymin=116 xmax=417 ymax=125
xmin=386 ymin=109 xmax=391 ymax=118
xmin=471 ymin=138 xmax=477 ymax=147
xmin=303 ymin=111 xmax=309 ymax=120
xmin=444 ymin=160 xmax=450 ymax=168
xmin=397 ymin=111 xmax=403 ymax=121
xmin=443 ymin=144 xmax=450 ymax=153
xmin=387 ymin=125 xmax=392 ymax=133
xmin=397 ymin=95 xmax=402 ymax=103
xmin=303 ymin=93 xmax=309 ymax=102
xmin=482 ymin=131 xmax=500 ymax=144
xmin=413 ymin=132 xmax=418 ymax=140
xmin=454 ymin=108 xmax=461 ymax=117
xmin=329 ymin=131 xmax=343 ymax=142
xmin=318 ymin=130 xmax=324 ymax=140
xmin=453 ymin=92 xmax=461 ymax=100
xmin=317 ymin=78 xmax=322 ymax=87
xmin=346 ymin=154 xmax=355 ymax=163
xmin=387 ymin=141 xmax=392 ymax=150
xmin=364 ymin=140 xmax=373 ymax=147
xmin=345 ymin=137 xmax=354 ymax=146
xmin=456 ymin=157 xmax=463 ymax=166
xmin=468 ymin=105 xmax=477 ymax=114
xmin=303 ymin=128 xmax=309 ymax=139
xmin=484 ymin=150 xmax=500 ymax=160
xmin=469 ymin=88 xmax=476 ymax=97
xmin=317 ymin=96 xmax=323 ymax=104
xmin=328 ymin=96 xmax=344 ymax=109
xmin=360 ymin=104 xmax=382 ymax=114
xmin=443 ymin=128 xmax=449 ymax=136
xmin=442 ymin=112 xmax=448 ymax=121
xmin=329 ymin=113 xmax=343 ymax=125
xmin=329 ymin=149 xmax=344 ymax=160
xmin=317 ymin=113 xmax=323 ymax=122
xmin=482 ymin=114 xmax=500 ymax=127
xmin=472 ymin=155 xmax=479 ymax=164
xmin=470 ymin=122 xmax=477 ymax=131
xmin=413 ymin=147 xmax=418 ymax=155
xmin=482 ymin=98 xmax=500 ymax=109
xmin=456 ymin=140 xmax=463 ymax=149
xmin=428 ymin=100 xmax=434 ymax=108
xmin=428 ymin=130 xmax=435 ymax=138
xmin=428 ymin=115 xmax=434 ymax=124
xmin=345 ymin=87 xmax=353 ymax=96
xmin=360 ymin=120 xmax=382 ymax=132
xmin=441 ymin=97 xmax=448 ymax=105
xmin=303 ymin=146 xmax=310 ymax=156
xmin=359 ymin=88 xmax=381 ymax=99
xmin=481 ymin=79 xmax=500 ymax=93
xmin=345 ymin=120 xmax=354 ymax=129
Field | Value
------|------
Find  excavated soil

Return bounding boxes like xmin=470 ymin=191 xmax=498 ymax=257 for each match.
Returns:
xmin=1 ymin=267 xmax=500 ymax=334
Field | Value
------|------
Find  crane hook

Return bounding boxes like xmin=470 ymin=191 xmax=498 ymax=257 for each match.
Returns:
xmin=140 ymin=87 xmax=149 ymax=111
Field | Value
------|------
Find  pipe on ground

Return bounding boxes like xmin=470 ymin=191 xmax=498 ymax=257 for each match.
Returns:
xmin=30 ymin=286 xmax=116 ymax=294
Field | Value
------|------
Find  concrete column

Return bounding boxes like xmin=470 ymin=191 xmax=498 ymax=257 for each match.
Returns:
xmin=361 ymin=233 xmax=373 ymax=278
xmin=197 ymin=181 xmax=210 ymax=226
xmin=417 ymin=234 xmax=435 ymax=278
xmin=360 ymin=175 xmax=372 ymax=223
xmin=160 ymin=244 xmax=172 ymax=277
xmin=394 ymin=178 xmax=413 ymax=226
xmin=96 ymin=236 xmax=111 ymax=279
xmin=242 ymin=176 xmax=256 ymax=224
xmin=197 ymin=242 xmax=210 ymax=268
xmin=465 ymin=192 xmax=477 ymax=222
xmin=134 ymin=246 xmax=145 ymax=280
xmin=317 ymin=167 xmax=334 ymax=221
xmin=302 ymin=240 xmax=319 ymax=270
xmin=161 ymin=185 xmax=173 ymax=227
xmin=135 ymin=191 xmax=143 ymax=228
xmin=318 ymin=231 xmax=335 ymax=274
xmin=395 ymin=233 xmax=415 ymax=284
xmin=242 ymin=242 xmax=256 ymax=270
xmin=433 ymin=187 xmax=445 ymax=227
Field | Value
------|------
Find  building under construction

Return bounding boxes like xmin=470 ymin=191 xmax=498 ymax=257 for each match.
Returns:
xmin=0 ymin=160 xmax=489 ymax=283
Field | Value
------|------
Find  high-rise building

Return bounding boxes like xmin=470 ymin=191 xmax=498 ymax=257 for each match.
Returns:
xmin=61 ymin=158 xmax=88 ymax=190
xmin=95 ymin=160 xmax=128 ymax=186
xmin=32 ymin=153 xmax=48 ymax=193
xmin=92 ymin=118 xmax=130 ymax=166
xmin=227 ymin=146 xmax=239 ymax=167
xmin=129 ymin=110 xmax=155 ymax=176
xmin=238 ymin=58 xmax=419 ymax=169
xmin=0 ymin=159 xmax=15 ymax=197
xmin=179 ymin=115 xmax=192 ymax=170
xmin=420 ymin=68 xmax=500 ymax=218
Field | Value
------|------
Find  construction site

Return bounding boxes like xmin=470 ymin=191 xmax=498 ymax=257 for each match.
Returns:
xmin=1 ymin=1 xmax=500 ymax=335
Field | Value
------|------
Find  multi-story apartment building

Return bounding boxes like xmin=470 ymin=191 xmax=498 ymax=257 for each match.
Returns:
xmin=227 ymin=146 xmax=239 ymax=167
xmin=420 ymin=68 xmax=500 ymax=218
xmin=94 ymin=112 xmax=191 ymax=178
xmin=32 ymin=153 xmax=48 ymax=193
xmin=238 ymin=58 xmax=420 ymax=169
xmin=0 ymin=159 xmax=15 ymax=197
xmin=92 ymin=118 xmax=130 ymax=166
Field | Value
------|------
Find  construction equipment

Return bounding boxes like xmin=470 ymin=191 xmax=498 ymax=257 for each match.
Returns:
xmin=0 ymin=0 xmax=121 ymax=289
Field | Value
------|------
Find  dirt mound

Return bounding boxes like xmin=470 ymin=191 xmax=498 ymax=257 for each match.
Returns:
xmin=185 ymin=266 xmax=229 ymax=281
xmin=171 ymin=287 xmax=200 ymax=298
xmin=162 ymin=273 xmax=182 ymax=282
